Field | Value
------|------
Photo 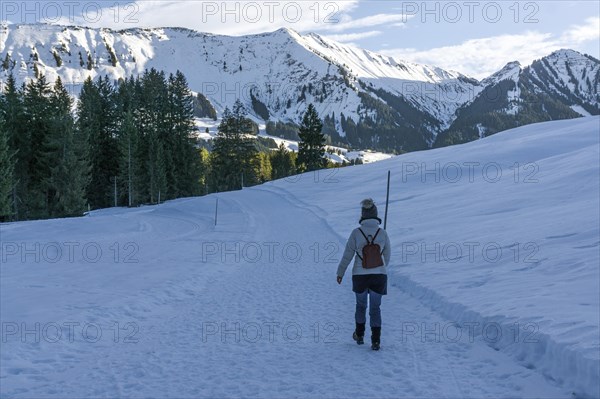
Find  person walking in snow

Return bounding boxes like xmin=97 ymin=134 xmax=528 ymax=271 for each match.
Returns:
xmin=336 ymin=198 xmax=391 ymax=351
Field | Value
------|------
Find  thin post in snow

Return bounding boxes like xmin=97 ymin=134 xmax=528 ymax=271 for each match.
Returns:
xmin=384 ymin=170 xmax=390 ymax=230
xmin=128 ymin=137 xmax=132 ymax=207
xmin=214 ymin=197 xmax=219 ymax=226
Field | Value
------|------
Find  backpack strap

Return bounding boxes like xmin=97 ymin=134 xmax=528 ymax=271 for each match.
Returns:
xmin=358 ymin=228 xmax=370 ymax=243
xmin=356 ymin=228 xmax=370 ymax=260
xmin=372 ymin=228 xmax=381 ymax=242
xmin=368 ymin=228 xmax=385 ymax=256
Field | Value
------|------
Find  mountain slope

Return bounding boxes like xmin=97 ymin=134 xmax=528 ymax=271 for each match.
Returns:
xmin=1 ymin=23 xmax=479 ymax=152
xmin=435 ymin=50 xmax=600 ymax=146
xmin=1 ymin=24 xmax=598 ymax=153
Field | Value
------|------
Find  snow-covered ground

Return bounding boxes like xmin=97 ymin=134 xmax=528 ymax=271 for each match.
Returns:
xmin=1 ymin=117 xmax=598 ymax=398
xmin=571 ymin=105 xmax=592 ymax=117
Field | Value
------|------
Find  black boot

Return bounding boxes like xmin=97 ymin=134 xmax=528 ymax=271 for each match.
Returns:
xmin=371 ymin=327 xmax=381 ymax=350
xmin=353 ymin=323 xmax=365 ymax=345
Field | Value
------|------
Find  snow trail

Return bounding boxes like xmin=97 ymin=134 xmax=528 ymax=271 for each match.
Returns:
xmin=6 ymin=115 xmax=599 ymax=397
xmin=2 ymin=186 xmax=568 ymax=397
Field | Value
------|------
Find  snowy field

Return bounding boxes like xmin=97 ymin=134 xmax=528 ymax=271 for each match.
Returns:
xmin=1 ymin=117 xmax=598 ymax=398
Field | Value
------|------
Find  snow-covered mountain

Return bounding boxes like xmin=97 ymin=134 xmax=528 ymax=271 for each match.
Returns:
xmin=523 ymin=49 xmax=600 ymax=115
xmin=1 ymin=24 xmax=598 ymax=152
xmin=436 ymin=50 xmax=600 ymax=146
xmin=481 ymin=60 xmax=522 ymax=87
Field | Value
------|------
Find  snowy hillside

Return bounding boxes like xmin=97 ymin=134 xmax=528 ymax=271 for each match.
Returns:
xmin=525 ymin=49 xmax=600 ymax=115
xmin=436 ymin=50 xmax=600 ymax=147
xmin=2 ymin=23 xmax=598 ymax=153
xmin=297 ymin=32 xmax=480 ymax=129
xmin=0 ymin=23 xmax=478 ymax=149
xmin=1 ymin=116 xmax=598 ymax=398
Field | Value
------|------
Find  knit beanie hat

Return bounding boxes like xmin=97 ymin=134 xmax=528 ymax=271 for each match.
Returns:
xmin=360 ymin=198 xmax=380 ymax=222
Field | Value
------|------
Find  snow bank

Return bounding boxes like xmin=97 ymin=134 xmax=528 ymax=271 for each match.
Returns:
xmin=262 ymin=116 xmax=600 ymax=397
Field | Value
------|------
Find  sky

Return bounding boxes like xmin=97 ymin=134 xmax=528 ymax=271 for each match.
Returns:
xmin=1 ymin=0 xmax=599 ymax=79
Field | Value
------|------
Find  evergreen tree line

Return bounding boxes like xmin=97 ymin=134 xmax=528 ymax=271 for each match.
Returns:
xmin=0 ymin=70 xmax=342 ymax=221
xmin=0 ymin=69 xmax=202 ymax=220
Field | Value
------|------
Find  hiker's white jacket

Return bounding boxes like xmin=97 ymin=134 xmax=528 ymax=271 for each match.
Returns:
xmin=337 ymin=218 xmax=391 ymax=277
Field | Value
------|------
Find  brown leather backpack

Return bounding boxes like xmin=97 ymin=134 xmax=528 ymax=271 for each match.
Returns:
xmin=357 ymin=228 xmax=384 ymax=269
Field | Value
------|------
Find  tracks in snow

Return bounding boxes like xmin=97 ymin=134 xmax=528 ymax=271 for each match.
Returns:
xmin=1 ymin=188 xmax=569 ymax=398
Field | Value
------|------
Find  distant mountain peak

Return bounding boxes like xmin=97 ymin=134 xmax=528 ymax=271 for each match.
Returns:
xmin=482 ymin=61 xmax=521 ymax=85
xmin=274 ymin=26 xmax=297 ymax=35
xmin=548 ymin=48 xmax=585 ymax=58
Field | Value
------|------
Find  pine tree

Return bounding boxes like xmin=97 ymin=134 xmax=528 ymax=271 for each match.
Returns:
xmin=198 ymin=147 xmax=211 ymax=194
xmin=116 ymin=76 xmax=138 ymax=114
xmin=2 ymin=74 xmax=27 ymax=219
xmin=78 ymin=76 xmax=119 ymax=208
xmin=232 ymin=100 xmax=260 ymax=187
xmin=147 ymin=131 xmax=166 ymax=203
xmin=270 ymin=143 xmax=295 ymax=180
xmin=48 ymin=77 xmax=88 ymax=217
xmin=210 ymin=108 xmax=237 ymax=192
xmin=137 ymin=69 xmax=169 ymax=202
xmin=0 ymin=108 xmax=14 ymax=221
xmin=167 ymin=71 xmax=199 ymax=197
xmin=257 ymin=152 xmax=272 ymax=183
xmin=2 ymin=53 xmax=9 ymax=70
xmin=117 ymin=110 xmax=139 ymax=206
xmin=87 ymin=52 xmax=93 ymax=70
xmin=297 ymin=103 xmax=325 ymax=172
xmin=23 ymin=75 xmax=53 ymax=218
xmin=114 ymin=76 xmax=141 ymax=205
xmin=210 ymin=102 xmax=259 ymax=191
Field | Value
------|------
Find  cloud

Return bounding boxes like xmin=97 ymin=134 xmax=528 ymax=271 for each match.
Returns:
xmin=314 ymin=13 xmax=411 ymax=32
xmin=379 ymin=17 xmax=600 ymax=79
xmin=323 ymin=30 xmax=382 ymax=42
xmin=49 ymin=1 xmax=413 ymax=40
xmin=54 ymin=0 xmax=363 ymax=36
xmin=560 ymin=17 xmax=600 ymax=44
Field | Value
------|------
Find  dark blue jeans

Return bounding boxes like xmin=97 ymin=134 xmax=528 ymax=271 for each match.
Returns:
xmin=355 ymin=289 xmax=382 ymax=327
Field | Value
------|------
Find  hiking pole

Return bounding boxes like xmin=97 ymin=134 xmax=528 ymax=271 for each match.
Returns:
xmin=384 ymin=170 xmax=390 ymax=230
